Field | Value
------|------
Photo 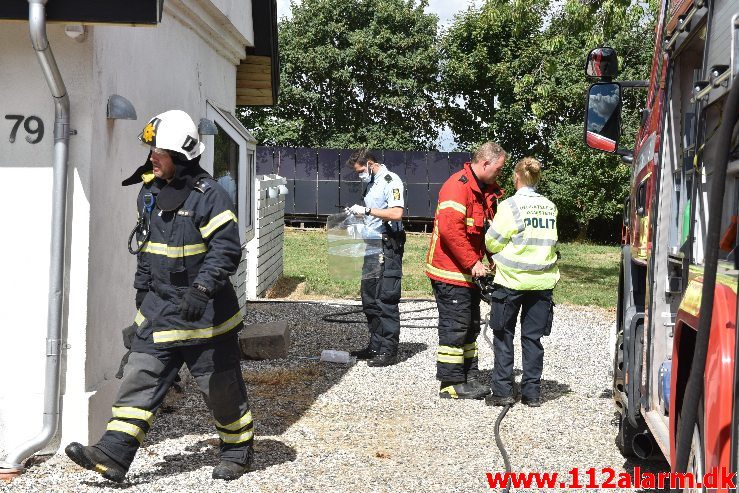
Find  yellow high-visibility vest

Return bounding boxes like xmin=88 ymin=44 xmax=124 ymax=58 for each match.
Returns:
xmin=485 ymin=187 xmax=560 ymax=290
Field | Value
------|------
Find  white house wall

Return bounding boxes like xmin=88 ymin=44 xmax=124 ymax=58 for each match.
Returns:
xmin=0 ymin=23 xmax=94 ymax=456
xmin=0 ymin=0 xmax=252 ymax=458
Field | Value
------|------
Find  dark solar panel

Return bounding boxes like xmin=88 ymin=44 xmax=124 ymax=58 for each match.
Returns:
xmin=282 ymin=180 xmax=296 ymax=214
xmin=405 ymin=151 xmax=428 ymax=183
xmin=317 ymin=148 xmax=340 ymax=179
xmin=294 ymin=180 xmax=317 ymax=215
xmin=295 ymin=147 xmax=317 ymax=179
xmin=406 ymin=183 xmax=429 ymax=218
xmin=340 ymin=181 xmax=363 ymax=208
xmin=275 ymin=147 xmax=296 ymax=178
xmin=428 ymin=183 xmax=443 ymax=217
xmin=427 ymin=151 xmax=450 ymax=181
xmin=255 ymin=146 xmax=275 ymax=175
xmin=449 ymin=152 xmax=471 ymax=172
xmin=317 ymin=181 xmax=340 ymax=214
xmin=339 ymin=149 xmax=357 ymax=182
xmin=383 ymin=150 xmax=406 ymax=179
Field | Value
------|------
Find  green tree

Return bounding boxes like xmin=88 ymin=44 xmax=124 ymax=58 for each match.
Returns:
xmin=441 ymin=0 xmax=658 ymax=239
xmin=438 ymin=0 xmax=550 ymax=155
xmin=240 ymin=0 xmax=440 ymax=150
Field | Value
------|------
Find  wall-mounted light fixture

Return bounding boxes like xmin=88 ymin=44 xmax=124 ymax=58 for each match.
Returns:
xmin=198 ymin=118 xmax=218 ymax=135
xmin=64 ymin=24 xmax=86 ymax=42
xmin=106 ymin=95 xmax=137 ymax=120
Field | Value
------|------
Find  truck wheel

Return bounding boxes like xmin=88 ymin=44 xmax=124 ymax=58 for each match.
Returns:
xmin=683 ymin=401 xmax=705 ymax=493
xmin=615 ymin=411 xmax=640 ymax=458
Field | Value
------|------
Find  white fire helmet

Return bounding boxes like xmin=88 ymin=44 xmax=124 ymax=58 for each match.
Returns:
xmin=138 ymin=110 xmax=205 ymax=160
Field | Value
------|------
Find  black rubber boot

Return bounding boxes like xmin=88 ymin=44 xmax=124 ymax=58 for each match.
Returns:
xmin=466 ymin=372 xmax=491 ymax=396
xmin=367 ymin=352 xmax=397 ymax=367
xmin=212 ymin=460 xmax=250 ymax=480
xmin=350 ymin=345 xmax=376 ymax=360
xmin=64 ymin=442 xmax=127 ymax=483
xmin=439 ymin=382 xmax=489 ymax=400
xmin=521 ymin=395 xmax=541 ymax=407
xmin=485 ymin=394 xmax=516 ymax=407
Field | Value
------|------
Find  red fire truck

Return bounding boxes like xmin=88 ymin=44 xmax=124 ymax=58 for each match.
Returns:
xmin=584 ymin=0 xmax=739 ymax=487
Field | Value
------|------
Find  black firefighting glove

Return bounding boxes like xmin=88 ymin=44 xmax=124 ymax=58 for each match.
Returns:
xmin=135 ymin=289 xmax=148 ymax=309
xmin=180 ymin=286 xmax=210 ymax=322
xmin=121 ymin=323 xmax=136 ymax=349
xmin=116 ymin=324 xmax=138 ymax=380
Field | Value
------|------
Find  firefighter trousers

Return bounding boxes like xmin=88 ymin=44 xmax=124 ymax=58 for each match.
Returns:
xmin=95 ymin=331 xmax=252 ymax=469
xmin=489 ymin=286 xmax=554 ymax=400
xmin=359 ymin=234 xmax=404 ymax=355
xmin=431 ymin=280 xmax=481 ymax=383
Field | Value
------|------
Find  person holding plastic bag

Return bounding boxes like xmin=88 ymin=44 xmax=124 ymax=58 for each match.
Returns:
xmin=346 ymin=149 xmax=406 ymax=367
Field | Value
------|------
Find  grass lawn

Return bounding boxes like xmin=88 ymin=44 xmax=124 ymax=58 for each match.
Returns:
xmin=277 ymin=228 xmax=619 ymax=309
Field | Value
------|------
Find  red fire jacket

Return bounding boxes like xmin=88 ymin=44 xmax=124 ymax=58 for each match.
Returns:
xmin=425 ymin=162 xmax=503 ymax=287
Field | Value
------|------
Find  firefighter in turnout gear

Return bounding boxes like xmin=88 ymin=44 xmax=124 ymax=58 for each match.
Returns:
xmin=484 ymin=157 xmax=559 ymax=408
xmin=346 ymin=149 xmax=406 ymax=367
xmin=426 ymin=142 xmax=506 ymax=399
xmin=65 ymin=110 xmax=253 ymax=482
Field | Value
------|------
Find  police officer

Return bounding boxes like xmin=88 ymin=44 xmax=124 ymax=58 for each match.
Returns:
xmin=426 ymin=142 xmax=506 ymax=399
xmin=484 ymin=157 xmax=559 ymax=407
xmin=346 ymin=149 xmax=406 ymax=367
xmin=65 ymin=110 xmax=253 ymax=482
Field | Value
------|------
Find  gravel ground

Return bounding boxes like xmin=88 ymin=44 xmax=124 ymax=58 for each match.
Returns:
xmin=1 ymin=300 xmax=669 ymax=492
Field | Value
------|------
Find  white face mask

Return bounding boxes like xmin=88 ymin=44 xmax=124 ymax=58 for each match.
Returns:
xmin=359 ymin=169 xmax=371 ymax=183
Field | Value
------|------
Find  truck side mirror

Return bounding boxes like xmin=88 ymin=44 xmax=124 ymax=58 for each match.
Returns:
xmin=584 ymin=82 xmax=622 ymax=153
xmin=585 ymin=47 xmax=619 ymax=79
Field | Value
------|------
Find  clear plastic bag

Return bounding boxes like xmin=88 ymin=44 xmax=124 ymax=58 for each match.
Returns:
xmin=327 ymin=211 xmax=383 ymax=280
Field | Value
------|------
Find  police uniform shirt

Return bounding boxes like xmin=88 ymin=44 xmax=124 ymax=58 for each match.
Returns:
xmin=363 ymin=164 xmax=405 ymax=233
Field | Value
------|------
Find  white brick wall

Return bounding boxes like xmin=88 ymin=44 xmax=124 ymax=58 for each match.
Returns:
xmin=245 ymin=174 xmax=287 ymax=299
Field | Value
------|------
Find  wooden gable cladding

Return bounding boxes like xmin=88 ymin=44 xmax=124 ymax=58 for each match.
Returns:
xmin=237 ymin=55 xmax=274 ymax=106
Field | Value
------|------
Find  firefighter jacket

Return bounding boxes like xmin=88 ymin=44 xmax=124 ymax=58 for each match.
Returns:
xmin=426 ymin=162 xmax=503 ymax=288
xmin=485 ymin=187 xmax=560 ymax=290
xmin=132 ymin=171 xmax=242 ymax=348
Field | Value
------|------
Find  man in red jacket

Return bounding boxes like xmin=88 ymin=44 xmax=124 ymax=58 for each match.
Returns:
xmin=426 ymin=142 xmax=506 ymax=399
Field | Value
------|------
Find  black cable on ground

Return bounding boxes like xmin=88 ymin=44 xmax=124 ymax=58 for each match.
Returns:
xmin=494 ymin=403 xmax=513 ymax=493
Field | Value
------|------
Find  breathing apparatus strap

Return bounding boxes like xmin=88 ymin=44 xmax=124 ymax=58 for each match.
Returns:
xmin=128 ymin=193 xmax=155 ymax=255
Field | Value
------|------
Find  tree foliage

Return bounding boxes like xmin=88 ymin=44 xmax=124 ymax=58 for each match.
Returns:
xmin=240 ymin=0 xmax=440 ymax=150
xmin=440 ymin=0 xmax=659 ymax=238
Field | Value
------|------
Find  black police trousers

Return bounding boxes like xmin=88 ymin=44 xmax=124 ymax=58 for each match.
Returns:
xmin=95 ymin=331 xmax=252 ymax=470
xmin=431 ymin=280 xmax=481 ymax=383
xmin=360 ymin=233 xmax=404 ymax=354
xmin=489 ymin=286 xmax=554 ymax=400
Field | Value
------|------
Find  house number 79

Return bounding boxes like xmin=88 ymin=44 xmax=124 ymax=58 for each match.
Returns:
xmin=5 ymin=115 xmax=44 ymax=144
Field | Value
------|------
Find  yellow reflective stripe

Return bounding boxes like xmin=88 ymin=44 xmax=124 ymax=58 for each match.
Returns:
xmin=437 ymin=348 xmax=465 ymax=364
xmin=139 ymin=242 xmax=207 ymax=258
xmin=440 ymin=385 xmax=458 ymax=398
xmin=199 ymin=210 xmax=237 ymax=238
xmin=463 ymin=342 xmax=478 ymax=359
xmin=465 ymin=218 xmax=474 ymax=226
xmin=216 ymin=411 xmax=253 ymax=431
xmin=142 ymin=171 xmax=156 ymax=184
xmin=438 ymin=354 xmax=465 ymax=364
xmin=112 ymin=406 xmax=154 ymax=425
xmin=153 ymin=310 xmax=243 ymax=344
xmin=425 ymin=263 xmax=473 ymax=283
xmin=680 ymin=279 xmax=702 ymax=317
xmin=218 ymin=428 xmax=254 ymax=444
xmin=438 ymin=200 xmax=466 ymax=215
xmin=107 ymin=420 xmax=145 ymax=443
xmin=94 ymin=464 xmax=109 ymax=473
xmin=426 ymin=221 xmax=440 ymax=264
xmin=135 ymin=311 xmax=145 ymax=326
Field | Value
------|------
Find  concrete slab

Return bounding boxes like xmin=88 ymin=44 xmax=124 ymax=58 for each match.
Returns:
xmin=238 ymin=320 xmax=290 ymax=360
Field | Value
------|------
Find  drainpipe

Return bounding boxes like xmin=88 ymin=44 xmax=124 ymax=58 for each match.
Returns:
xmin=0 ymin=0 xmax=70 ymax=472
